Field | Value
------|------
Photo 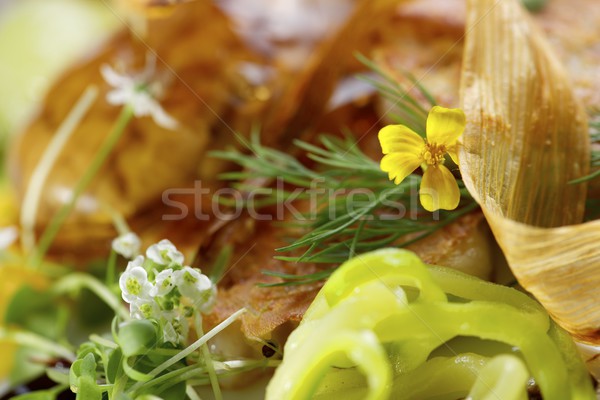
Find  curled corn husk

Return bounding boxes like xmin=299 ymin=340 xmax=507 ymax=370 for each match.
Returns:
xmin=459 ymin=0 xmax=600 ymax=343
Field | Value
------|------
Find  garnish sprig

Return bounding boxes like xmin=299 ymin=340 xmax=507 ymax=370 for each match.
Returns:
xmin=213 ymin=133 xmax=476 ymax=270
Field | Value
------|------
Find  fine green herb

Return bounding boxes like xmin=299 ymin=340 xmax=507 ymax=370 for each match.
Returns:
xmin=355 ymin=53 xmax=436 ymax=134
xmin=213 ymin=59 xmax=477 ymax=285
xmin=214 ymin=135 xmax=477 ymax=283
xmin=1 ymin=267 xmax=266 ymax=400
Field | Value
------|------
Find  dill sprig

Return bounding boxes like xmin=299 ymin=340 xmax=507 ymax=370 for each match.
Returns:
xmin=212 ymin=134 xmax=477 ymax=278
xmin=355 ymin=53 xmax=436 ymax=134
xmin=212 ymin=56 xmax=478 ymax=285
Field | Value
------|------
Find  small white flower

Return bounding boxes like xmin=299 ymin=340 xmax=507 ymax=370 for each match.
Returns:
xmin=195 ymin=285 xmax=218 ymax=314
xmin=151 ymin=268 xmax=176 ymax=297
xmin=111 ymin=232 xmax=141 ymax=259
xmin=175 ymin=266 xmax=216 ymax=313
xmin=0 ymin=226 xmax=18 ymax=250
xmin=130 ymin=298 xmax=161 ymax=320
xmin=125 ymin=255 xmax=145 ymax=271
xmin=119 ymin=259 xmax=152 ymax=303
xmin=101 ymin=53 xmax=178 ymax=130
xmin=146 ymin=239 xmax=184 ymax=266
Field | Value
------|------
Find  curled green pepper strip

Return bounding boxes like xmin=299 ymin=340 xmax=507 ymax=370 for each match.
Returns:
xmin=321 ymin=248 xmax=447 ymax=308
xmin=313 ymin=353 xmax=490 ymax=400
xmin=468 ymin=354 xmax=529 ymax=400
xmin=266 ymin=249 xmax=595 ymax=400
xmin=547 ymin=322 xmax=598 ymax=400
xmin=427 ymin=265 xmax=548 ymax=329
xmin=375 ymin=302 xmax=568 ymax=399
xmin=275 ymin=329 xmax=392 ymax=400
xmin=385 ymin=337 xmax=447 ymax=373
xmin=286 ymin=280 xmax=402 ymax=362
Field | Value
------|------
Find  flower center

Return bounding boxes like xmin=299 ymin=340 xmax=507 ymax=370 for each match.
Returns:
xmin=139 ymin=303 xmax=154 ymax=318
xmin=126 ymin=277 xmax=142 ymax=296
xmin=421 ymin=142 xmax=446 ymax=166
xmin=183 ymin=271 xmax=197 ymax=284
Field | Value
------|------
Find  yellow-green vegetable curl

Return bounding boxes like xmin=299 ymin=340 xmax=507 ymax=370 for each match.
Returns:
xmin=266 ymin=249 xmax=594 ymax=400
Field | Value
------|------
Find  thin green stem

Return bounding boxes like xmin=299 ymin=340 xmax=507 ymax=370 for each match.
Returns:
xmin=129 ymin=308 xmax=246 ymax=393
xmin=106 ymin=250 xmax=118 ymax=286
xmin=186 ymin=385 xmax=203 ymax=400
xmin=0 ymin=327 xmax=75 ymax=361
xmin=52 ymin=273 xmax=130 ymax=321
xmin=30 ymin=105 xmax=134 ymax=267
xmin=111 ymin=359 xmax=128 ymax=399
xmin=103 ymin=202 xmax=132 ymax=236
xmin=195 ymin=312 xmax=222 ymax=400
xmin=89 ymin=334 xmax=118 ymax=349
xmin=20 ymin=86 xmax=99 ymax=254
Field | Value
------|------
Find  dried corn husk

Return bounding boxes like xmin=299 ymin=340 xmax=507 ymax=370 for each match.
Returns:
xmin=459 ymin=0 xmax=600 ymax=343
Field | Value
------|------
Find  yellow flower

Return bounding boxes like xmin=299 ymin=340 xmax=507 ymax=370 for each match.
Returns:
xmin=378 ymin=106 xmax=466 ymax=212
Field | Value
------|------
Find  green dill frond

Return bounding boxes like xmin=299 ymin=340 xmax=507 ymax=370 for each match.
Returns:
xmin=212 ymin=134 xmax=477 ymax=274
xmin=211 ymin=57 xmax=479 ymax=286
xmin=258 ymin=269 xmax=336 ymax=287
xmin=355 ymin=53 xmax=436 ymax=135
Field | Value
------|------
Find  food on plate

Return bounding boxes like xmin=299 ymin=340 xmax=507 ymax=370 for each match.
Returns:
xmin=267 ymin=249 xmax=595 ymax=399
xmin=1 ymin=0 xmax=600 ymax=398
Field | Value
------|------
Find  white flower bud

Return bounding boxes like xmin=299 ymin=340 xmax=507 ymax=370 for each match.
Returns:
xmin=111 ymin=232 xmax=141 ymax=259
xmin=125 ymin=255 xmax=145 ymax=272
xmin=175 ymin=266 xmax=216 ymax=313
xmin=146 ymin=239 xmax=184 ymax=266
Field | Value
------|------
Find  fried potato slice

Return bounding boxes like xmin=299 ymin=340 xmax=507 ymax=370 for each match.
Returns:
xmin=199 ymin=211 xmax=497 ymax=351
xmin=9 ymin=1 xmax=263 ymax=259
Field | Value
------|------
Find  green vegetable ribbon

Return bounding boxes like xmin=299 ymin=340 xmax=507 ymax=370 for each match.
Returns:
xmin=266 ymin=249 xmax=595 ymax=400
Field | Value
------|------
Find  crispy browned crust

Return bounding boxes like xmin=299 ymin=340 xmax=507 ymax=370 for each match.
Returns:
xmin=12 ymin=0 xmax=599 ymax=342
xmin=198 ymin=216 xmax=323 ymax=340
xmin=200 ymin=211 xmax=492 ymax=343
xmin=406 ymin=211 xmax=485 ymax=264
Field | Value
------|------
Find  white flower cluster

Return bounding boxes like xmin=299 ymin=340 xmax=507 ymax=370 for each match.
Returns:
xmin=118 ymin=239 xmax=217 ymax=346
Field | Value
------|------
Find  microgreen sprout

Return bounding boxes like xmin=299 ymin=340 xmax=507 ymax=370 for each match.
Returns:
xmin=25 ymin=240 xmax=253 ymax=400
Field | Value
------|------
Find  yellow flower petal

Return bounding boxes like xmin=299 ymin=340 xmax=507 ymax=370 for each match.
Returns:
xmin=425 ymin=106 xmax=466 ymax=147
xmin=378 ymin=124 xmax=425 ymax=155
xmin=446 ymin=144 xmax=459 ymax=165
xmin=380 ymin=153 xmax=422 ymax=185
xmin=419 ymin=165 xmax=460 ymax=211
